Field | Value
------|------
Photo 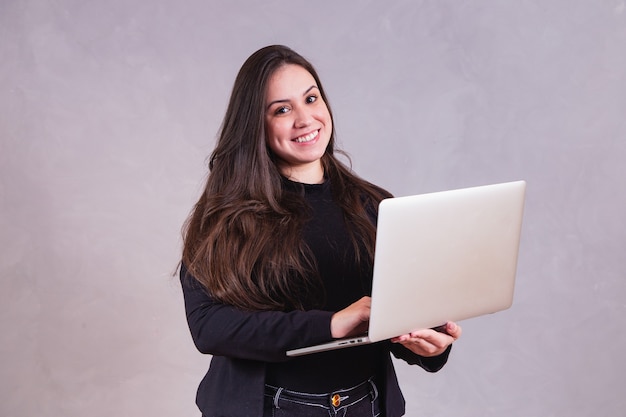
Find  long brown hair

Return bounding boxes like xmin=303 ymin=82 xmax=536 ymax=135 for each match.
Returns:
xmin=182 ymin=45 xmax=390 ymax=311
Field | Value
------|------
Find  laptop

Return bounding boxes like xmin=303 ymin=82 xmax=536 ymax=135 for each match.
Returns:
xmin=286 ymin=180 xmax=526 ymax=357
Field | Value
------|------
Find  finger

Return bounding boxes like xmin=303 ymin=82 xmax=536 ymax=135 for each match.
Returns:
xmin=401 ymin=336 xmax=442 ymax=356
xmin=390 ymin=334 xmax=409 ymax=343
xmin=410 ymin=329 xmax=440 ymax=340
xmin=445 ymin=322 xmax=462 ymax=339
xmin=358 ymin=296 xmax=372 ymax=307
xmin=410 ymin=330 xmax=453 ymax=348
xmin=393 ymin=329 xmax=442 ymax=344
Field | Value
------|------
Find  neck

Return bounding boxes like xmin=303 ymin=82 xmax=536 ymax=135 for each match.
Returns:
xmin=279 ymin=162 xmax=324 ymax=184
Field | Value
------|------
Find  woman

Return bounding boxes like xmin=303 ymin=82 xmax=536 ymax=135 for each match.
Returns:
xmin=180 ymin=45 xmax=461 ymax=417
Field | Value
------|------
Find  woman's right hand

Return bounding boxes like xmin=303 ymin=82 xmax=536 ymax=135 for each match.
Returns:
xmin=330 ymin=296 xmax=371 ymax=338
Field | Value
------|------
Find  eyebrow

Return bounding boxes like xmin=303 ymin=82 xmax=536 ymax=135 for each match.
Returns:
xmin=266 ymin=85 xmax=319 ymax=110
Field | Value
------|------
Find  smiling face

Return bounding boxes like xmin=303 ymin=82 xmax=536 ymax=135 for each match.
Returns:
xmin=264 ymin=64 xmax=332 ymax=184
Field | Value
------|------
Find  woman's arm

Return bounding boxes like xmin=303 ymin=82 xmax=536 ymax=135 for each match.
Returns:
xmin=180 ymin=265 xmax=334 ymax=362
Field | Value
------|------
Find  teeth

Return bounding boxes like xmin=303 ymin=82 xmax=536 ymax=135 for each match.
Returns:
xmin=294 ymin=130 xmax=318 ymax=143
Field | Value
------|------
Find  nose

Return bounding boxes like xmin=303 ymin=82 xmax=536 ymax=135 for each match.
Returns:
xmin=293 ymin=107 xmax=312 ymax=128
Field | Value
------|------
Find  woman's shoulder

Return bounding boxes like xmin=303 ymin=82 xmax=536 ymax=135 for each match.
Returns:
xmin=354 ymin=178 xmax=394 ymax=203
xmin=367 ymin=181 xmax=394 ymax=199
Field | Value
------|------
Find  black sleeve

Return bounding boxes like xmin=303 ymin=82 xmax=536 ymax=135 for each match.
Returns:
xmin=388 ymin=341 xmax=452 ymax=372
xmin=180 ymin=264 xmax=335 ymax=362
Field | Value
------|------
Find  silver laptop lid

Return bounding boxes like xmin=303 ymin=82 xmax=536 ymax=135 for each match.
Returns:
xmin=367 ymin=181 xmax=526 ymax=342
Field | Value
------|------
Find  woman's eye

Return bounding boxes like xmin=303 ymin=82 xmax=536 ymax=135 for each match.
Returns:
xmin=274 ymin=106 xmax=289 ymax=115
xmin=306 ymin=95 xmax=317 ymax=104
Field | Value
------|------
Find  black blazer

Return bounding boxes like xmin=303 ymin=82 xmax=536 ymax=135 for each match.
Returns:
xmin=180 ymin=265 xmax=451 ymax=417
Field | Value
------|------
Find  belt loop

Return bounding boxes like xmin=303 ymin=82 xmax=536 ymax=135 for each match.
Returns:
xmin=368 ymin=378 xmax=379 ymax=401
xmin=273 ymin=387 xmax=284 ymax=409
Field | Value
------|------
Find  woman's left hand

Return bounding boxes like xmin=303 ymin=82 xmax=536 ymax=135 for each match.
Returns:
xmin=390 ymin=321 xmax=462 ymax=357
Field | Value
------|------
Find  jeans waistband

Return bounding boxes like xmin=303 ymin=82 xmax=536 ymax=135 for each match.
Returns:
xmin=264 ymin=377 xmax=378 ymax=409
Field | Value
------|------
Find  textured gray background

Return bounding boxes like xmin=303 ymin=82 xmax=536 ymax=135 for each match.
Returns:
xmin=1 ymin=1 xmax=625 ymax=416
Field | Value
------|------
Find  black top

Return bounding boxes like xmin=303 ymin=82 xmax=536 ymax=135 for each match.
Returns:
xmin=265 ymin=179 xmax=384 ymax=392
xmin=179 ymin=177 xmax=452 ymax=417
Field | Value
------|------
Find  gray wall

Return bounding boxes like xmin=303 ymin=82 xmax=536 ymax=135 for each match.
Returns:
xmin=1 ymin=1 xmax=624 ymax=416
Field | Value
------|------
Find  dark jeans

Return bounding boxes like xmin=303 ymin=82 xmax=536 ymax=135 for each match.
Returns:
xmin=263 ymin=378 xmax=382 ymax=417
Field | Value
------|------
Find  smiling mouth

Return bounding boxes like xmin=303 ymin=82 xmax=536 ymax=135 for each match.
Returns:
xmin=293 ymin=130 xmax=319 ymax=143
